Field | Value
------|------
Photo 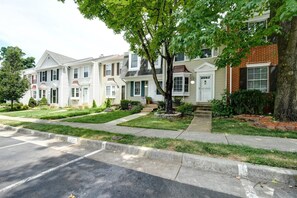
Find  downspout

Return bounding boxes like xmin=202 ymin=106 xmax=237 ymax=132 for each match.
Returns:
xmin=229 ymin=66 xmax=232 ymax=94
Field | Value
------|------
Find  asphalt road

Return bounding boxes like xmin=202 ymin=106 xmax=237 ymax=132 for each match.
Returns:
xmin=0 ymin=134 xmax=236 ymax=198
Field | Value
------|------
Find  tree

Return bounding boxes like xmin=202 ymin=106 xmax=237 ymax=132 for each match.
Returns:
xmin=0 ymin=46 xmax=30 ymax=109
xmin=175 ymin=0 xmax=297 ymax=121
xmin=60 ymin=0 xmax=186 ymax=114
xmin=0 ymin=47 xmax=35 ymax=69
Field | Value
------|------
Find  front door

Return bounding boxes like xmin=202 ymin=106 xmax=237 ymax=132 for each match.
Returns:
xmin=83 ymin=88 xmax=88 ymax=104
xmin=199 ymin=75 xmax=212 ymax=102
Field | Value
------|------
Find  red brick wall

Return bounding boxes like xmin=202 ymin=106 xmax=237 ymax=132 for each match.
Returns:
xmin=227 ymin=44 xmax=278 ymax=93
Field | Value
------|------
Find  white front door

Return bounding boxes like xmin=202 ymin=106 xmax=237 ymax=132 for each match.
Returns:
xmin=83 ymin=88 xmax=88 ymax=104
xmin=199 ymin=75 xmax=212 ymax=102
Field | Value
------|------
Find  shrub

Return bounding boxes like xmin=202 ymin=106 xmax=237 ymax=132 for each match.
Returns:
xmin=211 ymin=91 xmax=233 ymax=117
xmin=177 ymin=103 xmax=194 ymax=116
xmin=105 ymin=98 xmax=111 ymax=108
xmin=22 ymin=104 xmax=29 ymax=110
xmin=39 ymin=97 xmax=48 ymax=106
xmin=28 ymin=97 xmax=37 ymax=108
xmin=130 ymin=100 xmax=141 ymax=106
xmin=157 ymin=101 xmax=165 ymax=110
xmin=92 ymin=100 xmax=97 ymax=108
xmin=120 ymin=100 xmax=130 ymax=110
xmin=131 ymin=105 xmax=143 ymax=114
xmin=230 ymin=90 xmax=269 ymax=115
xmin=146 ymin=96 xmax=152 ymax=104
xmin=173 ymin=96 xmax=183 ymax=106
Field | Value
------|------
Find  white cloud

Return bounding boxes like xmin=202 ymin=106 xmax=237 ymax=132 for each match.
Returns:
xmin=0 ymin=0 xmax=129 ymax=60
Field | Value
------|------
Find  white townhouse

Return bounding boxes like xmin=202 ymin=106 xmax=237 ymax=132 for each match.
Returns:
xmin=21 ymin=50 xmax=125 ymax=107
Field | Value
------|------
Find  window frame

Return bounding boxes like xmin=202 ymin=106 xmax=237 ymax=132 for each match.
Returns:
xmin=105 ymin=64 xmax=112 ymax=76
xmin=134 ymin=81 xmax=141 ymax=96
xmin=84 ymin=66 xmax=89 ymax=78
xmin=71 ymin=88 xmax=80 ymax=98
xmin=172 ymin=74 xmax=190 ymax=96
xmin=41 ymin=71 xmax=47 ymax=82
xmin=52 ymin=70 xmax=57 ymax=80
xmin=246 ymin=64 xmax=269 ymax=93
xmin=106 ymin=85 xmax=116 ymax=98
xmin=73 ymin=68 xmax=79 ymax=79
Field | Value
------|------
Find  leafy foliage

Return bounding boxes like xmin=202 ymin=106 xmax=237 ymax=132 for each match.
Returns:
xmin=105 ymin=98 xmax=111 ymax=108
xmin=28 ymin=97 xmax=37 ymax=108
xmin=39 ymin=97 xmax=48 ymax=106
xmin=177 ymin=103 xmax=194 ymax=116
xmin=211 ymin=91 xmax=233 ymax=117
xmin=92 ymin=100 xmax=97 ymax=108
xmin=0 ymin=46 xmax=31 ymax=109
xmin=230 ymin=90 xmax=270 ymax=115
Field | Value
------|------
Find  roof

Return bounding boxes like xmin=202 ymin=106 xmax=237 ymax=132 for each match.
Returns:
xmin=173 ymin=65 xmax=191 ymax=73
xmin=46 ymin=50 xmax=76 ymax=64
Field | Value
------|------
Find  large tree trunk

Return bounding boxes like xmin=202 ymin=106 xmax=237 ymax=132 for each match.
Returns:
xmin=274 ymin=16 xmax=297 ymax=121
xmin=165 ymin=58 xmax=174 ymax=114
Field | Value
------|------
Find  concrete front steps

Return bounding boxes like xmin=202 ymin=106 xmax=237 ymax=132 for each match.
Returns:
xmin=194 ymin=103 xmax=212 ymax=118
xmin=141 ymin=103 xmax=158 ymax=113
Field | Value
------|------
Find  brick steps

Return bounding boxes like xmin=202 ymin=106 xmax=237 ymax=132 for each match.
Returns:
xmin=141 ymin=104 xmax=158 ymax=113
xmin=195 ymin=103 xmax=212 ymax=118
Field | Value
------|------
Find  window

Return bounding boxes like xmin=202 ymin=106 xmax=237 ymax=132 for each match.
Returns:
xmin=106 ymin=85 xmax=116 ymax=98
xmin=175 ymin=53 xmax=185 ymax=62
xmin=41 ymin=71 xmax=47 ymax=82
xmin=32 ymin=91 xmax=37 ymax=99
xmin=84 ymin=66 xmax=89 ymax=78
xmin=184 ymin=77 xmax=189 ymax=92
xmin=105 ymin=64 xmax=112 ymax=76
xmin=173 ymin=75 xmax=190 ymax=96
xmin=156 ymin=81 xmax=163 ymax=95
xmin=247 ymin=67 xmax=268 ymax=92
xmin=53 ymin=70 xmax=57 ymax=80
xmin=247 ymin=20 xmax=267 ymax=34
xmin=131 ymin=54 xmax=138 ymax=68
xmin=52 ymin=89 xmax=57 ymax=103
xmin=74 ymin=68 xmax=78 ymax=79
xmin=173 ymin=77 xmax=183 ymax=92
xmin=39 ymin=90 xmax=46 ymax=98
xmin=200 ymin=48 xmax=212 ymax=58
xmin=71 ymin=88 xmax=79 ymax=98
xmin=134 ymin=81 xmax=141 ymax=96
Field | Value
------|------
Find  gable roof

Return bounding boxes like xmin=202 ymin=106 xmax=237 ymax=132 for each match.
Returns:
xmin=46 ymin=50 xmax=76 ymax=64
xmin=36 ymin=50 xmax=76 ymax=69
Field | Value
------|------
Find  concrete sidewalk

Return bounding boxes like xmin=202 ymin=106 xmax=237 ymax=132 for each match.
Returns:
xmin=0 ymin=115 xmax=297 ymax=152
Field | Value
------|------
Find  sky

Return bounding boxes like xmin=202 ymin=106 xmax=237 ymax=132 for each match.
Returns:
xmin=0 ymin=0 xmax=130 ymax=60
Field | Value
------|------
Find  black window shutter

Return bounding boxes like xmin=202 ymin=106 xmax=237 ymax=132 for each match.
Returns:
xmin=39 ymin=72 xmax=42 ymax=82
xmin=112 ymin=63 xmax=115 ymax=76
xmin=239 ymin=68 xmax=247 ymax=90
xmin=57 ymin=88 xmax=59 ymax=104
xmin=57 ymin=69 xmax=59 ymax=80
xmin=39 ymin=90 xmax=41 ymax=98
xmin=51 ymin=70 xmax=53 ymax=81
xmin=117 ymin=63 xmax=120 ymax=75
xmin=141 ymin=81 xmax=145 ymax=97
xmin=130 ymin=81 xmax=134 ymax=97
xmin=45 ymin=71 xmax=48 ymax=82
xmin=103 ymin=64 xmax=106 ymax=77
xmin=269 ymin=66 xmax=278 ymax=92
xmin=50 ymin=88 xmax=52 ymax=103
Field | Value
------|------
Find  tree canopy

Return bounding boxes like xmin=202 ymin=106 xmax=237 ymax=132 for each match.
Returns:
xmin=0 ymin=46 xmax=31 ymax=109
xmin=0 ymin=46 xmax=35 ymax=69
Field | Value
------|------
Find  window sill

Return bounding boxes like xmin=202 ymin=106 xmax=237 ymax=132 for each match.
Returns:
xmin=172 ymin=92 xmax=190 ymax=97
xmin=71 ymin=97 xmax=80 ymax=100
xmin=106 ymin=96 xmax=116 ymax=99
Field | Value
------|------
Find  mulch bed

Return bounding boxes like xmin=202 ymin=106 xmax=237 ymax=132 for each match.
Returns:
xmin=234 ymin=114 xmax=297 ymax=131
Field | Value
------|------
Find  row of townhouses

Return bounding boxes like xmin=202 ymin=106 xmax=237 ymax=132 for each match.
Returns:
xmin=20 ymin=12 xmax=278 ymax=107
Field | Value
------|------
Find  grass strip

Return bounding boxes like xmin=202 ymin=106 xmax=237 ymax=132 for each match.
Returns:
xmin=1 ymin=119 xmax=296 ymax=170
xmin=0 ymin=108 xmax=103 ymax=120
xmin=63 ymin=110 xmax=133 ymax=123
xmin=118 ymin=113 xmax=193 ymax=131
xmin=212 ymin=118 xmax=297 ymax=139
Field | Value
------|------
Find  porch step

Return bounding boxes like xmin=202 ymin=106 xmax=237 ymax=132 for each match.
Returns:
xmin=141 ymin=103 xmax=158 ymax=113
xmin=194 ymin=103 xmax=212 ymax=118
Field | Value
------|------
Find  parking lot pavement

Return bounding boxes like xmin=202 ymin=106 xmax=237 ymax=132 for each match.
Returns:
xmin=0 ymin=129 xmax=296 ymax=198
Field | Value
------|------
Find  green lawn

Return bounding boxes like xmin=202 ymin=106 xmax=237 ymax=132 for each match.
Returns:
xmin=212 ymin=118 xmax=297 ymax=139
xmin=118 ymin=113 xmax=193 ymax=131
xmin=64 ymin=110 xmax=133 ymax=123
xmin=1 ymin=119 xmax=296 ymax=170
xmin=0 ymin=108 xmax=102 ymax=120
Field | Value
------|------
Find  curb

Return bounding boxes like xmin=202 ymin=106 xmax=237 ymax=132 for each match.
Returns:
xmin=1 ymin=124 xmax=297 ymax=186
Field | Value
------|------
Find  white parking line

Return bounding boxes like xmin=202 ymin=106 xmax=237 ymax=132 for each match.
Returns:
xmin=0 ymin=142 xmax=28 ymax=150
xmin=0 ymin=147 xmax=105 ymax=193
